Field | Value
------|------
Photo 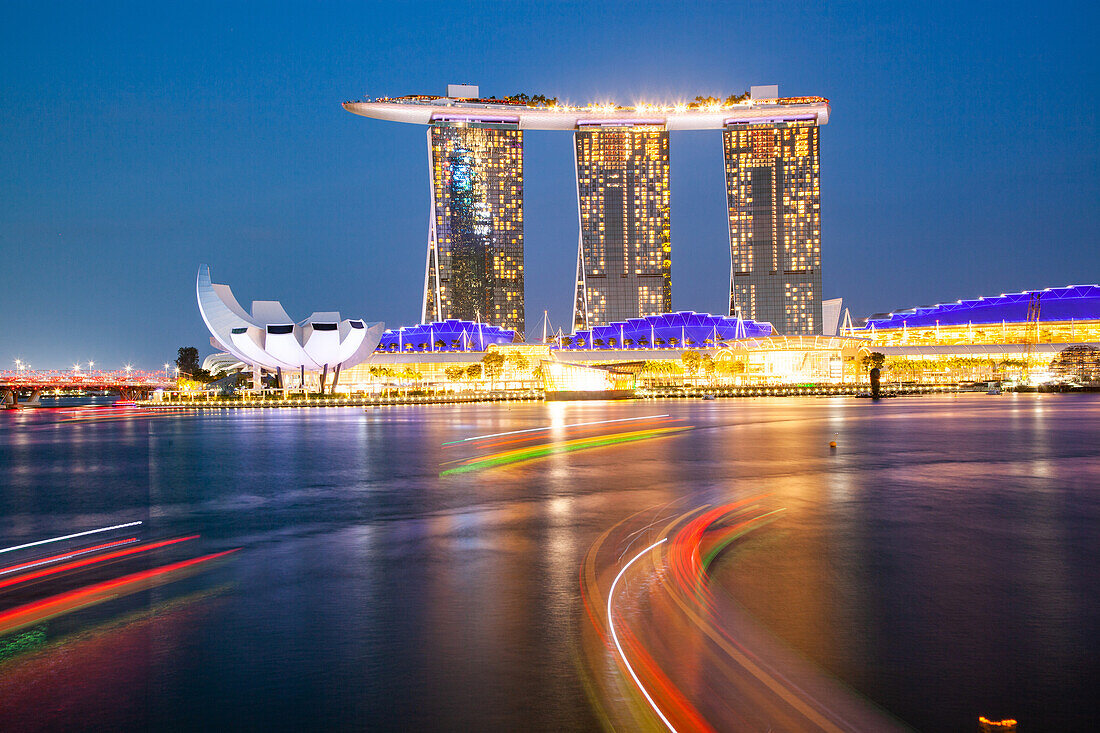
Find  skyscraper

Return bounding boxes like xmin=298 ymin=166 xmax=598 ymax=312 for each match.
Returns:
xmin=424 ymin=123 xmax=525 ymax=333
xmin=723 ymin=116 xmax=822 ymax=334
xmin=345 ymin=87 xmax=829 ymax=336
xmin=572 ymin=125 xmax=671 ymax=331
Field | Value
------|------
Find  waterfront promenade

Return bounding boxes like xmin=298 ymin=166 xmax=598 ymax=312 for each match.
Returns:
xmin=144 ymin=383 xmax=960 ymax=408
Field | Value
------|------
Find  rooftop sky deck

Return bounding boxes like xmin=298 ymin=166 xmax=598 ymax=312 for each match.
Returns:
xmin=343 ymin=95 xmax=830 ymax=130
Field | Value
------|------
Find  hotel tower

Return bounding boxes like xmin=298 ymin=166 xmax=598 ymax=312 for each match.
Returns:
xmin=344 ymin=84 xmax=829 ymax=335
xmin=572 ymin=124 xmax=671 ymax=331
xmin=423 ymin=122 xmax=524 ymax=333
xmin=723 ymin=87 xmax=822 ymax=333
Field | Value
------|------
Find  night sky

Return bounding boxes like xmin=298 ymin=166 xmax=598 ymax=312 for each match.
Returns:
xmin=3 ymin=1 xmax=1097 ymax=369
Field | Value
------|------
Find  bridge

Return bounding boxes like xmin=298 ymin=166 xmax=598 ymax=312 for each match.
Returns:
xmin=0 ymin=369 xmax=175 ymax=407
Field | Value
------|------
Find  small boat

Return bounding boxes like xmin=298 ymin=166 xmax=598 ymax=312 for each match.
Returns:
xmin=701 ymin=393 xmax=717 ymax=400
xmin=986 ymin=387 xmax=1002 ymax=395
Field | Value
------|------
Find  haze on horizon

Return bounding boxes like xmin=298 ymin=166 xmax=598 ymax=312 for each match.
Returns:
xmin=2 ymin=0 xmax=1097 ymax=368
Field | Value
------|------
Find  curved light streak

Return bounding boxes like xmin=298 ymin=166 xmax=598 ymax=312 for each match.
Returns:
xmin=0 ymin=521 xmax=142 ymax=556
xmin=607 ymin=536 xmax=677 ymax=732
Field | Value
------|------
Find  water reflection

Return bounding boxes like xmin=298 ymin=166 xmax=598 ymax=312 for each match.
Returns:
xmin=0 ymin=395 xmax=1097 ymax=730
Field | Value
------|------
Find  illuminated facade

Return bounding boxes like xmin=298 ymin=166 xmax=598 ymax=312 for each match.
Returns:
xmin=424 ymin=123 xmax=525 ymax=333
xmin=345 ymin=88 xmax=830 ymax=332
xmin=375 ymin=319 xmax=516 ymax=353
xmin=573 ymin=125 xmax=671 ymax=330
xmin=561 ymin=310 xmax=772 ymax=350
xmin=856 ymin=285 xmax=1100 ymax=347
xmin=542 ymin=361 xmax=637 ymax=400
xmin=724 ymin=120 xmax=822 ymax=334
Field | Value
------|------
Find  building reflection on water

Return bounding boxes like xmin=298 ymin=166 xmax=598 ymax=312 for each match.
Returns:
xmin=0 ymin=396 xmax=1097 ymax=729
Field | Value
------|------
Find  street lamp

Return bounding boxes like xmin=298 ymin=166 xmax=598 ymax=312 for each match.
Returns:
xmin=164 ymin=363 xmax=170 ymax=380
xmin=88 ymin=360 xmax=94 ymax=370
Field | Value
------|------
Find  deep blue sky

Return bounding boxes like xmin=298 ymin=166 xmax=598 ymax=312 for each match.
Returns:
xmin=2 ymin=1 xmax=1097 ymax=369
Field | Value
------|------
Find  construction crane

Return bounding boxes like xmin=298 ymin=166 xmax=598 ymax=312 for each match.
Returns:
xmin=1022 ymin=291 xmax=1042 ymax=383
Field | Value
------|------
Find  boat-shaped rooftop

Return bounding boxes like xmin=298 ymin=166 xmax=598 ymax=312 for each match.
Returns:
xmin=343 ymin=94 xmax=830 ymax=131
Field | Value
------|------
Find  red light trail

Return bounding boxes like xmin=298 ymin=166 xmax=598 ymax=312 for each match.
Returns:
xmin=0 ymin=536 xmax=198 ymax=591
xmin=580 ymin=502 xmax=906 ymax=731
xmin=0 ymin=538 xmax=137 ymax=577
xmin=0 ymin=549 xmax=239 ymax=636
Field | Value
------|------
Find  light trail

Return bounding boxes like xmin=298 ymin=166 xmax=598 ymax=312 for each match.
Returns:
xmin=467 ymin=417 xmax=676 ymax=452
xmin=442 ymin=414 xmax=671 ymax=446
xmin=58 ymin=407 xmax=192 ymax=424
xmin=0 ymin=536 xmax=198 ymax=591
xmin=0 ymin=549 xmax=238 ymax=636
xmin=0 ymin=538 xmax=137 ymax=577
xmin=440 ymin=425 xmax=689 ymax=475
xmin=582 ymin=503 xmax=906 ymax=731
xmin=0 ymin=521 xmax=143 ymax=556
xmin=607 ymin=536 xmax=678 ymax=733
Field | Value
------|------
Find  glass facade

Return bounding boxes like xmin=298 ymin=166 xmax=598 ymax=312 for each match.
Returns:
xmin=724 ymin=120 xmax=822 ymax=334
xmin=573 ymin=126 xmax=671 ymax=331
xmin=424 ymin=123 xmax=525 ymax=334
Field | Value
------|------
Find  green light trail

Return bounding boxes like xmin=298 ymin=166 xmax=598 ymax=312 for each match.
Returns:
xmin=441 ymin=427 xmax=690 ymax=476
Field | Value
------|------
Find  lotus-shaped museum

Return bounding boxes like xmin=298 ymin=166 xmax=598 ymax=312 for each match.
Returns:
xmin=196 ymin=265 xmax=384 ymax=385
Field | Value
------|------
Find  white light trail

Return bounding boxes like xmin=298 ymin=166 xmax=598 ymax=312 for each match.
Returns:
xmin=0 ymin=521 xmax=143 ymax=555
xmin=607 ymin=536 xmax=677 ymax=732
xmin=443 ymin=415 xmax=671 ymax=446
xmin=0 ymin=538 xmax=138 ymax=576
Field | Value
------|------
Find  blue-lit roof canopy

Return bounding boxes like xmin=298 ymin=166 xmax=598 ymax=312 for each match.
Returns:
xmin=376 ymin=320 xmax=517 ymax=352
xmin=562 ymin=311 xmax=773 ymax=349
xmin=860 ymin=285 xmax=1100 ymax=330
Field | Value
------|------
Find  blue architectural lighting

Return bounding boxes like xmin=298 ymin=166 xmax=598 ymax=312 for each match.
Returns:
xmin=860 ymin=285 xmax=1100 ymax=330
xmin=561 ymin=311 xmax=772 ymax=350
xmin=376 ymin=320 xmax=517 ymax=353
